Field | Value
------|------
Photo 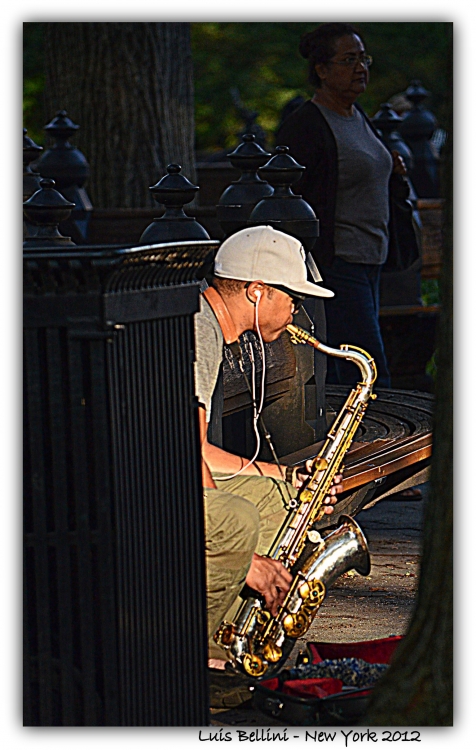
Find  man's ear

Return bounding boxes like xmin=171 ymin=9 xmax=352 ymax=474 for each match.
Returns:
xmin=245 ymin=281 xmax=265 ymax=305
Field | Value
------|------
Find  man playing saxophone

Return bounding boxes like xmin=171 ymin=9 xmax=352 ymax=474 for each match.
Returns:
xmin=194 ymin=225 xmax=343 ymax=706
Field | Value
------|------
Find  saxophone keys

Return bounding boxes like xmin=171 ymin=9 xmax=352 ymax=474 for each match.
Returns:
xmin=299 ymin=578 xmax=325 ymax=606
xmin=299 ymin=489 xmax=314 ymax=504
xmin=282 ymin=612 xmax=309 ymax=637
xmin=263 ymin=641 xmax=283 ymax=663
xmin=314 ymin=457 xmax=328 ymax=471
xmin=256 ymin=609 xmax=271 ymax=626
xmin=308 ymin=579 xmax=326 ymax=606
xmin=298 ymin=581 xmax=311 ymax=599
xmin=214 ymin=622 xmax=235 ymax=646
xmin=307 ymin=529 xmax=323 ymax=545
xmin=243 ymin=652 xmax=267 ymax=677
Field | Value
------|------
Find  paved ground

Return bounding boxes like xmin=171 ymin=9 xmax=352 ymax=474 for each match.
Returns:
xmin=210 ymin=482 xmax=427 ymax=726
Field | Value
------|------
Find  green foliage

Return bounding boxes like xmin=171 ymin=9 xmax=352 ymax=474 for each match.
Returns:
xmin=23 ymin=77 xmax=45 ymax=145
xmin=421 ymin=278 xmax=441 ymax=307
xmin=356 ymin=22 xmax=451 ymax=129
xmin=23 ymin=22 xmax=452 ymax=154
xmin=191 ymin=22 xmax=314 ymax=153
xmin=191 ymin=21 xmax=452 ymax=153
xmin=23 ymin=22 xmax=46 ymax=145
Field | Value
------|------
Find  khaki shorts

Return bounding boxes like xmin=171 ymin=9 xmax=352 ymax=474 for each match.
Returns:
xmin=204 ymin=473 xmax=297 ymax=659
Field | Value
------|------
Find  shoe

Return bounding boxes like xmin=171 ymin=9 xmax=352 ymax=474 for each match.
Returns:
xmin=208 ymin=666 xmax=255 ymax=709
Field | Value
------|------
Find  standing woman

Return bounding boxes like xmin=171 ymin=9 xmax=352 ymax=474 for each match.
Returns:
xmin=277 ymin=23 xmax=412 ymax=388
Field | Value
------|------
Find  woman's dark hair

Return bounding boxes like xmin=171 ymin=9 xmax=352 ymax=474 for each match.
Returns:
xmin=299 ymin=23 xmax=364 ymax=88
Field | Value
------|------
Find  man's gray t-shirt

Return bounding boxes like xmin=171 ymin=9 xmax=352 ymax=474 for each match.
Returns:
xmin=314 ymin=102 xmax=393 ymax=265
xmin=194 ymin=295 xmax=223 ymax=422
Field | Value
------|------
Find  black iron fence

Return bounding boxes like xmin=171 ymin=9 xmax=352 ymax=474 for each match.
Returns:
xmin=23 ymin=240 xmax=218 ymax=726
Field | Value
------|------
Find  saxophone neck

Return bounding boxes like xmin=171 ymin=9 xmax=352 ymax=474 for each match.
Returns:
xmin=286 ymin=324 xmax=377 ymax=389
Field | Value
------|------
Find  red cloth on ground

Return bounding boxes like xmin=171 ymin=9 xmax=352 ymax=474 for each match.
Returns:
xmin=281 ymin=678 xmax=343 ymax=699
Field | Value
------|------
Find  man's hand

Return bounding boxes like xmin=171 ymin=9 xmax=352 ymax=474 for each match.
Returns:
xmin=293 ymin=460 xmax=343 ymax=516
xmin=245 ymin=554 xmax=293 ymax=616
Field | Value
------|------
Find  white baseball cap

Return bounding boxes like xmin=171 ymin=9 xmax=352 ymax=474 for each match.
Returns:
xmin=214 ymin=225 xmax=334 ymax=299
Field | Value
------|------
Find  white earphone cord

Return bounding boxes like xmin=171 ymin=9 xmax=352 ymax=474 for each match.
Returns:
xmin=218 ymin=293 xmax=267 ymax=480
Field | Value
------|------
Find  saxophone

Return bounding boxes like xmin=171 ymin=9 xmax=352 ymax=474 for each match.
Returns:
xmin=214 ymin=324 xmax=377 ymax=678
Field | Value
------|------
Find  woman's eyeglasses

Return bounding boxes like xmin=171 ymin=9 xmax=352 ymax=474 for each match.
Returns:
xmin=329 ymin=54 xmax=373 ymax=69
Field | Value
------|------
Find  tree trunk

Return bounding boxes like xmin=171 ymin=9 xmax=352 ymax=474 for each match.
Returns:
xmin=363 ymin=63 xmax=453 ymax=728
xmin=43 ymin=22 xmax=195 ymax=208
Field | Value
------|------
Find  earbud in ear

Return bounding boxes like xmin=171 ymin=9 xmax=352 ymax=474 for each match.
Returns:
xmin=255 ymin=290 xmax=262 ymax=303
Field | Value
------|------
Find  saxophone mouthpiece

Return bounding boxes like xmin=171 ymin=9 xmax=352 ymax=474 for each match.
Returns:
xmin=286 ymin=323 xmax=320 ymax=348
